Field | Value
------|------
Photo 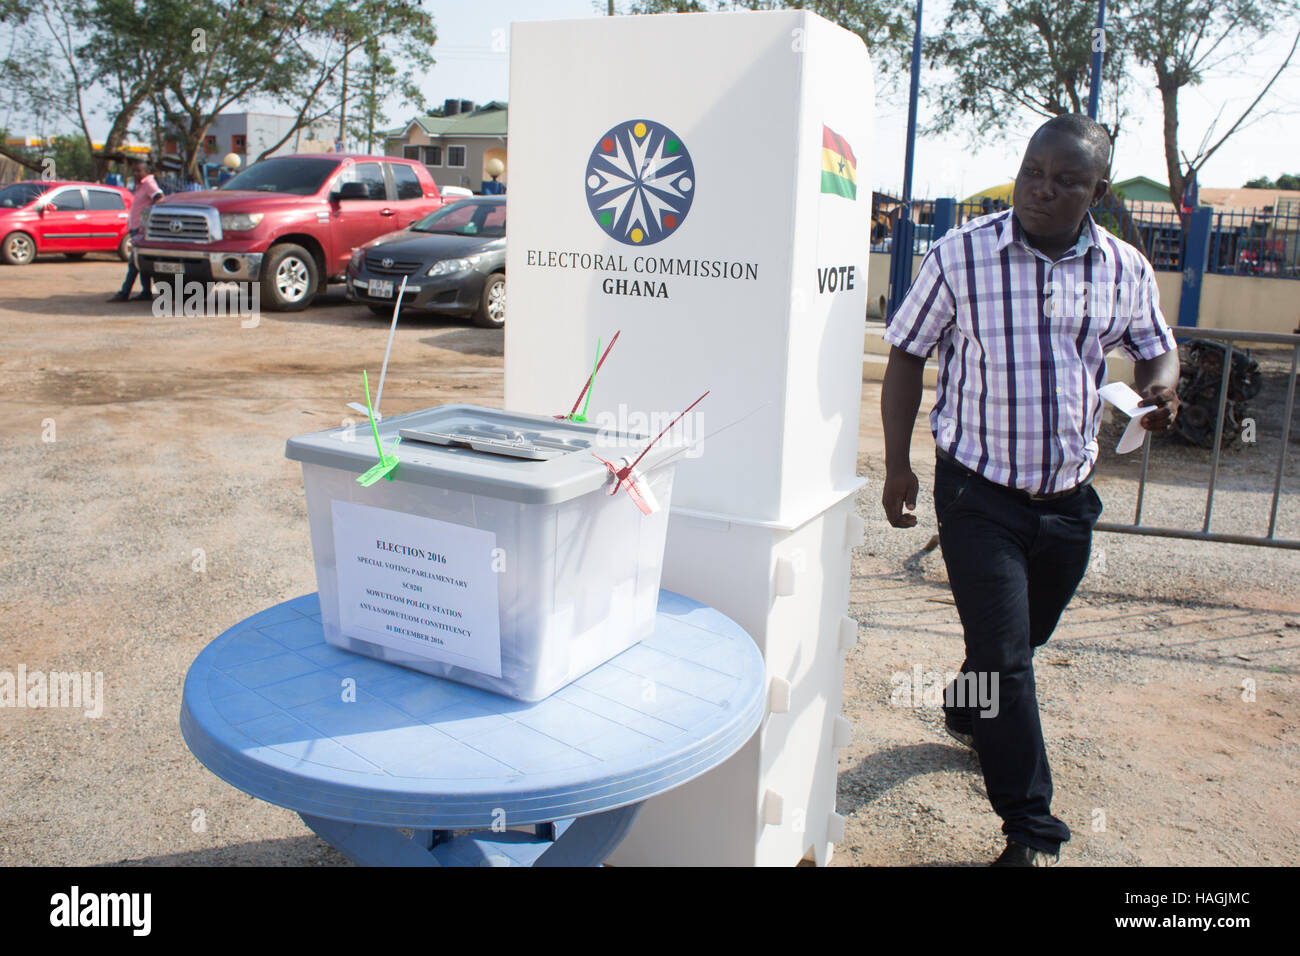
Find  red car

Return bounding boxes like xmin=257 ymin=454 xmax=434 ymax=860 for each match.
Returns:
xmin=134 ymin=154 xmax=453 ymax=311
xmin=0 ymin=180 xmax=134 ymax=266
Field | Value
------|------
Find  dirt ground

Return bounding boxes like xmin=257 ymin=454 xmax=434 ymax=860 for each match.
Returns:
xmin=0 ymin=256 xmax=1296 ymax=866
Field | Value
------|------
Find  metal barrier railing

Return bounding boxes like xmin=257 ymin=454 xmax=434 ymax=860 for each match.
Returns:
xmin=1095 ymin=327 xmax=1299 ymax=550
xmin=875 ymin=196 xmax=1300 ymax=279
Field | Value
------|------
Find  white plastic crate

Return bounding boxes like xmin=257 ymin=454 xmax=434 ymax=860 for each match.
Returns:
xmin=286 ymin=405 xmax=675 ymax=702
xmin=607 ymin=489 xmax=862 ymax=866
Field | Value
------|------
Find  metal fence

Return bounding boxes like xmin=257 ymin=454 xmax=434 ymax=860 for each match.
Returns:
xmin=874 ymin=195 xmax=1300 ymax=279
xmin=1205 ymin=204 xmax=1300 ymax=278
xmin=1095 ymin=327 xmax=1299 ymax=551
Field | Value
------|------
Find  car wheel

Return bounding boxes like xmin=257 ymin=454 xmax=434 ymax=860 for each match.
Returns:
xmin=1 ymin=231 xmax=36 ymax=266
xmin=63 ymin=252 xmax=87 ymax=260
xmin=261 ymin=243 xmax=318 ymax=312
xmin=473 ymin=273 xmax=505 ymax=329
xmin=117 ymin=234 xmax=131 ymax=262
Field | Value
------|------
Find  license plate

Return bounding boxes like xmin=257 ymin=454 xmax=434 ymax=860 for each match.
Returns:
xmin=156 ymin=262 xmax=184 ymax=274
xmin=370 ymin=279 xmax=394 ymax=298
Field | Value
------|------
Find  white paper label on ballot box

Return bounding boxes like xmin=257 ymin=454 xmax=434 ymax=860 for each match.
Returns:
xmin=331 ymin=501 xmax=502 ymax=677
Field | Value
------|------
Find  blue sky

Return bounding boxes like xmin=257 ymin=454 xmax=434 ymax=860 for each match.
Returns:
xmin=415 ymin=1 xmax=1299 ymax=198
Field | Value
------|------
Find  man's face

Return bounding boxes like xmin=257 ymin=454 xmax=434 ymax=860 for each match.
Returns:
xmin=1012 ymin=131 xmax=1108 ymax=247
xmin=133 ymin=162 xmax=147 ymax=179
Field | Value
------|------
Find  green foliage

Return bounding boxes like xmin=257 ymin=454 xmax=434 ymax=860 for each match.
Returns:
xmin=339 ymin=10 xmax=438 ymax=154
xmin=0 ymin=0 xmax=37 ymax=21
xmin=0 ymin=1 xmax=76 ymax=141
xmin=925 ymin=0 xmax=1299 ymax=208
xmin=924 ymin=0 xmax=1127 ymax=145
xmin=1114 ymin=0 xmax=1300 ymax=204
xmin=0 ymin=132 xmax=95 ymax=180
xmin=4 ymin=0 xmax=438 ymax=179
xmin=47 ymin=133 xmax=96 ymax=181
xmin=1244 ymin=173 xmax=1300 ymax=189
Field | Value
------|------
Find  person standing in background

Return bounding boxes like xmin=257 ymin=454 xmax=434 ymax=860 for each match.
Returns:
xmin=108 ymin=160 xmax=162 ymax=302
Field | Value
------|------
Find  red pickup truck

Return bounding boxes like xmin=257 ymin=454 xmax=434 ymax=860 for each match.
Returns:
xmin=134 ymin=154 xmax=450 ymax=311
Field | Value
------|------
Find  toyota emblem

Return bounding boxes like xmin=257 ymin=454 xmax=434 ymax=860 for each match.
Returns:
xmin=169 ymin=219 xmax=182 ymax=233
xmin=381 ymin=257 xmax=394 ymax=268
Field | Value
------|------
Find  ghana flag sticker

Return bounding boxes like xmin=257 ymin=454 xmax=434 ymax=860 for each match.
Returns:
xmin=585 ymin=119 xmax=695 ymax=246
xmin=821 ymin=125 xmax=857 ymax=200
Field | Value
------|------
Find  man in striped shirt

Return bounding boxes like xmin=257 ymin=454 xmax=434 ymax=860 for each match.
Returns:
xmin=880 ymin=114 xmax=1180 ymax=867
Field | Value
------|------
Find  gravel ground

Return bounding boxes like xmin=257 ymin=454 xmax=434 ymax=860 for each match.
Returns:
xmin=1 ymin=258 xmax=1296 ymax=866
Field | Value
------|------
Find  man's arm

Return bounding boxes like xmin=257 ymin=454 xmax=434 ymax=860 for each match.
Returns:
xmin=1133 ymin=348 xmax=1180 ymax=431
xmin=1119 ymin=261 xmax=1180 ymax=431
xmin=881 ymin=346 xmax=927 ymax=528
xmin=876 ymin=246 xmax=955 ymax=529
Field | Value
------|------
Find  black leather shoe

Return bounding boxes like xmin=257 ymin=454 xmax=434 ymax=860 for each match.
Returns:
xmin=132 ymin=291 xmax=154 ymax=300
xmin=107 ymin=293 xmax=129 ymax=302
xmin=991 ymin=840 xmax=1059 ymax=867
xmin=943 ymin=716 xmax=975 ymax=751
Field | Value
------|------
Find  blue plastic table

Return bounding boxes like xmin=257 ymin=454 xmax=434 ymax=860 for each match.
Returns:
xmin=180 ymin=591 xmax=765 ymax=866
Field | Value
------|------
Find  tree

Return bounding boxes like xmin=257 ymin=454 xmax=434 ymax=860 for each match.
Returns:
xmin=0 ymin=4 xmax=57 ymax=172
xmin=345 ymin=36 xmax=427 ymax=155
xmin=1116 ymin=0 xmax=1300 ymax=206
xmin=5 ymin=0 xmax=189 ymax=179
xmin=1244 ymin=173 xmax=1300 ymax=189
xmin=149 ymin=0 xmax=319 ymax=181
xmin=46 ymin=133 xmax=97 ymax=180
xmin=251 ymin=1 xmax=438 ymax=161
xmin=0 ymin=2 xmax=63 ymax=151
xmin=924 ymin=1 xmax=1148 ymax=250
xmin=925 ymin=0 xmax=1128 ymax=144
xmin=3 ymin=0 xmax=438 ymax=180
xmin=77 ymin=0 xmax=199 ymax=178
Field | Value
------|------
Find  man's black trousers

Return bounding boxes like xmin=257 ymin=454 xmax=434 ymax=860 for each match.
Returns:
xmin=933 ymin=452 xmax=1103 ymax=855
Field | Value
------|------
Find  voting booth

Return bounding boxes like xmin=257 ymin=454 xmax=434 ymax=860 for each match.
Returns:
xmin=505 ymin=10 xmax=872 ymax=865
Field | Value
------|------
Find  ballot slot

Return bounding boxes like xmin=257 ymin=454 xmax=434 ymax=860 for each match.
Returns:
xmin=398 ymin=421 xmax=593 ymax=461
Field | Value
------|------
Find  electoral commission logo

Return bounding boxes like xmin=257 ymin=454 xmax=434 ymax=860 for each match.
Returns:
xmin=585 ymin=119 xmax=694 ymax=246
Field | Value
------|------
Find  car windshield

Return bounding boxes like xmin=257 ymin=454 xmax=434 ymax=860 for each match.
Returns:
xmin=411 ymin=200 xmax=506 ymax=237
xmin=0 ymin=182 xmax=52 ymax=208
xmin=220 ymin=157 xmax=340 ymax=195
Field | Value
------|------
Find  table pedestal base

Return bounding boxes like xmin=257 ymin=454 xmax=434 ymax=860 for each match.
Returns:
xmin=300 ymin=805 xmax=643 ymax=867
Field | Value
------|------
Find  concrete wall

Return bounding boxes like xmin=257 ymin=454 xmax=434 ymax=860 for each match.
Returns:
xmin=1198 ymin=274 xmax=1299 ymax=335
xmin=864 ymin=251 xmax=898 ymax=318
xmin=867 ymin=250 xmax=1295 ymax=335
xmin=433 ymin=139 xmax=499 ymax=191
xmin=199 ymin=114 xmax=335 ymax=164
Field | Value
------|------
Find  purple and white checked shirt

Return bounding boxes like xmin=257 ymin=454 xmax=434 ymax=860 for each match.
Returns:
xmin=884 ymin=209 xmax=1177 ymax=495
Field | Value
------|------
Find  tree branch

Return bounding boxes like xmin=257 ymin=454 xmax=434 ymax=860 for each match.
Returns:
xmin=1188 ymin=25 xmax=1300 ymax=175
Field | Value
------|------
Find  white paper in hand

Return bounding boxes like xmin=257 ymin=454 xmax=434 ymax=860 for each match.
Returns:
xmin=1098 ymin=382 xmax=1155 ymax=454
